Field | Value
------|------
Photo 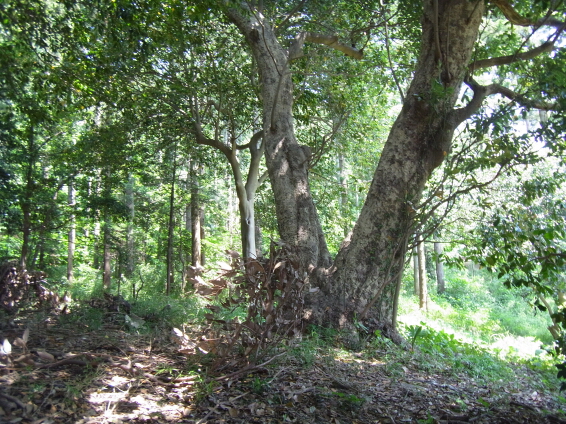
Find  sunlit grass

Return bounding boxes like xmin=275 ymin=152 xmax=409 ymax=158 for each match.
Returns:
xmin=398 ymin=266 xmax=554 ymax=362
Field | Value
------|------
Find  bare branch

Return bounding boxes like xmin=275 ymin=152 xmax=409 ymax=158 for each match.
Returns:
xmin=288 ymin=32 xmax=307 ymax=61
xmin=449 ymin=80 xmax=490 ymax=126
xmin=382 ymin=5 xmax=404 ymax=102
xmin=238 ymin=129 xmax=264 ymax=150
xmin=258 ymin=170 xmax=269 ymax=185
xmin=485 ymin=83 xmax=558 ymax=110
xmin=469 ymin=41 xmax=556 ymax=71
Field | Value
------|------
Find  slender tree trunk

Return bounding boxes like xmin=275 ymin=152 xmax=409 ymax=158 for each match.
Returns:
xmin=338 ymin=152 xmax=348 ymax=237
xmin=255 ymin=224 xmax=262 ymax=257
xmin=191 ymin=164 xmax=202 ymax=268
xmin=199 ymin=207 xmax=205 ymax=266
xmin=166 ymin=155 xmax=177 ymax=295
xmin=67 ymin=182 xmax=76 ymax=283
xmin=103 ymin=223 xmax=111 ymax=291
xmin=102 ymin=168 xmax=112 ymax=291
xmin=93 ymin=221 xmax=101 ymax=270
xmin=434 ymin=242 xmax=445 ymax=294
xmin=20 ymin=201 xmax=31 ymax=270
xmin=417 ymin=238 xmax=428 ymax=311
xmin=413 ymin=246 xmax=420 ymax=296
xmin=125 ymin=174 xmax=135 ymax=278
xmin=19 ymin=128 xmax=35 ymax=270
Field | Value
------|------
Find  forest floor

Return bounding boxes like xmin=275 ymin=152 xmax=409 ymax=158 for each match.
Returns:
xmin=1 ymin=307 xmax=566 ymax=424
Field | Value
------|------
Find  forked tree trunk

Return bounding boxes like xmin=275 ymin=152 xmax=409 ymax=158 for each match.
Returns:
xmin=227 ymin=1 xmax=484 ymax=332
xmin=226 ymin=8 xmax=331 ymax=271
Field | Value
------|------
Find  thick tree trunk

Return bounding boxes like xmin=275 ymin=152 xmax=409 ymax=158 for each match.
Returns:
xmin=309 ymin=0 xmax=484 ymax=329
xmin=228 ymin=1 xmax=484 ymax=333
xmin=226 ymin=8 xmax=331 ymax=271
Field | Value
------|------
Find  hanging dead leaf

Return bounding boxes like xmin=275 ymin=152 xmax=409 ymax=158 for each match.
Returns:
xmin=13 ymin=337 xmax=26 ymax=348
xmin=14 ymin=354 xmax=35 ymax=366
xmin=273 ymin=261 xmax=285 ymax=271
xmin=22 ymin=328 xmax=29 ymax=344
xmin=226 ymin=250 xmax=240 ymax=258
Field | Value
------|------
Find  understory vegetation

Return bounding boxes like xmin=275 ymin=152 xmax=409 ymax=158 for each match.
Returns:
xmin=2 ymin=261 xmax=565 ymax=423
xmin=61 ymin=260 xmax=563 ymax=385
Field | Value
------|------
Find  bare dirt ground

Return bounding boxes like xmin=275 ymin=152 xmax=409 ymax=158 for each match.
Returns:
xmin=1 ymin=306 xmax=566 ymax=424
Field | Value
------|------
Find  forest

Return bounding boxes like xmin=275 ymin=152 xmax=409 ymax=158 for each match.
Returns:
xmin=1 ymin=0 xmax=566 ymax=422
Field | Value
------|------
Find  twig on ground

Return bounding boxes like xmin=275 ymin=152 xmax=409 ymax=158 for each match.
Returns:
xmin=0 ymin=392 xmax=26 ymax=410
xmin=215 ymin=351 xmax=287 ymax=382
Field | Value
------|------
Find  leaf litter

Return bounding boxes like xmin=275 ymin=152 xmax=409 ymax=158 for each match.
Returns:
xmin=1 ymin=308 xmax=565 ymax=424
xmin=1 ymin=259 xmax=566 ymax=423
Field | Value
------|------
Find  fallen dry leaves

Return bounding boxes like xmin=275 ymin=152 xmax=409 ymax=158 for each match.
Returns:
xmin=1 ymin=306 xmax=566 ymax=424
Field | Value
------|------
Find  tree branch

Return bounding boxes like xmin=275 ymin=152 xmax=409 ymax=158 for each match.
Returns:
xmin=275 ymin=0 xmax=307 ymax=33
xmin=189 ymin=98 xmax=231 ymax=157
xmin=382 ymin=5 xmax=404 ymax=103
xmin=450 ymin=78 xmax=558 ymax=126
xmin=469 ymin=41 xmax=557 ymax=71
xmin=304 ymin=33 xmax=363 ymax=59
xmin=491 ymin=0 xmax=566 ymax=29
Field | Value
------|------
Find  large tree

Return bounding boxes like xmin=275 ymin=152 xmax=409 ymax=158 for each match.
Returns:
xmin=222 ymin=0 xmax=565 ymax=335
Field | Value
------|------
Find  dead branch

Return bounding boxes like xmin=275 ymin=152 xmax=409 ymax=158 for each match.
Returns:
xmin=0 ymin=392 xmax=26 ymax=410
